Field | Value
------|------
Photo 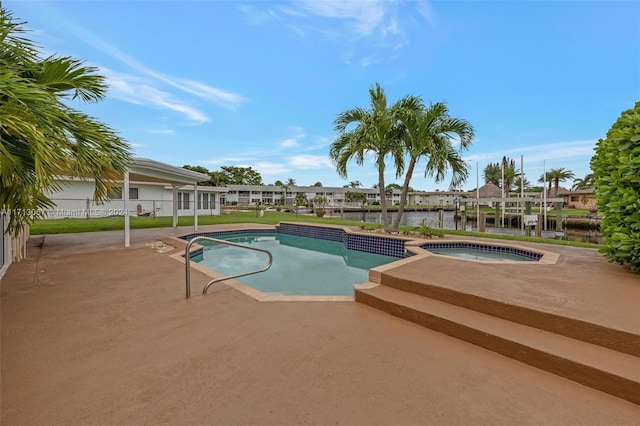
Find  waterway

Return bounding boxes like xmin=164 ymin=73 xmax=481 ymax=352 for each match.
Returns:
xmin=338 ymin=210 xmax=603 ymax=244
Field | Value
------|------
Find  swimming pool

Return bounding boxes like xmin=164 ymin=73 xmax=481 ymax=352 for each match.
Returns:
xmin=420 ymin=242 xmax=543 ymax=262
xmin=190 ymin=232 xmax=403 ymax=296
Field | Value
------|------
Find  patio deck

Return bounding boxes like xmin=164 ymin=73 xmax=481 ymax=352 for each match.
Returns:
xmin=2 ymin=225 xmax=639 ymax=425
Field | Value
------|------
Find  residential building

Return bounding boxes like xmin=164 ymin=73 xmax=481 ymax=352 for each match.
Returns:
xmin=223 ymin=185 xmax=404 ymax=206
xmin=558 ymin=188 xmax=597 ymax=210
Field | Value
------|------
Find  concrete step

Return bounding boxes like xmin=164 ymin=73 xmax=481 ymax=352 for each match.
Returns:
xmin=355 ymin=284 xmax=640 ymax=405
xmin=380 ymin=273 xmax=640 ymax=357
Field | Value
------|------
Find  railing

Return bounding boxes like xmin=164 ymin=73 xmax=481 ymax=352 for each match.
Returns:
xmin=184 ymin=236 xmax=273 ymax=299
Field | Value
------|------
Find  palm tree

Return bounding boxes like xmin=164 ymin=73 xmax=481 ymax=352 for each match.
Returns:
xmin=483 ymin=157 xmax=517 ymax=194
xmin=501 ymin=157 xmax=518 ymax=196
xmin=0 ymin=7 xmax=131 ymax=232
xmin=572 ymin=173 xmax=594 ymax=190
xmin=513 ymin=175 xmax=531 ymax=193
xmin=539 ymin=167 xmax=575 ymax=195
xmin=329 ymin=83 xmax=422 ymax=231
xmin=483 ymin=162 xmax=501 ymax=185
xmin=391 ymin=102 xmax=474 ymax=231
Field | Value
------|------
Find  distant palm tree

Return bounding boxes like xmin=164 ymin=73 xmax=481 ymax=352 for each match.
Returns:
xmin=483 ymin=157 xmax=518 ymax=195
xmin=348 ymin=180 xmax=362 ymax=188
xmin=501 ymin=157 xmax=518 ymax=196
xmin=280 ymin=178 xmax=296 ymax=205
xmin=571 ymin=173 xmax=594 ymax=190
xmin=539 ymin=167 xmax=575 ymax=194
xmin=513 ymin=175 xmax=531 ymax=193
xmin=391 ymin=102 xmax=474 ymax=231
xmin=330 ymin=83 xmax=422 ymax=231
xmin=483 ymin=163 xmax=501 ymax=185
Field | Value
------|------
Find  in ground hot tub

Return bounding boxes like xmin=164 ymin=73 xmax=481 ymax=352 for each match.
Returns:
xmin=419 ymin=241 xmax=544 ymax=262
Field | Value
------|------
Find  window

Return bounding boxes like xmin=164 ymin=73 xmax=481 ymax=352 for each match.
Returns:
xmin=178 ymin=192 xmax=190 ymax=210
xmin=570 ymin=196 xmax=579 ymax=202
xmin=108 ymin=187 xmax=138 ymax=200
xmin=198 ymin=193 xmax=211 ymax=210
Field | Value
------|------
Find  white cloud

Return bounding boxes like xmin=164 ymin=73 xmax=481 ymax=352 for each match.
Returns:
xmin=254 ymin=162 xmax=290 ymax=175
xmin=272 ymin=0 xmax=435 ymax=62
xmin=359 ymin=55 xmax=377 ymax=67
xmin=466 ymin=140 xmax=596 ymax=166
xmin=279 ymin=126 xmax=307 ymax=147
xmin=147 ymin=128 xmax=176 ymax=135
xmin=290 ymin=155 xmax=334 ymax=169
xmin=103 ymin=69 xmax=209 ymax=124
xmin=295 ymin=0 xmax=386 ymax=36
xmin=169 ymin=78 xmax=245 ymax=111
xmin=416 ymin=0 xmax=434 ymax=25
xmin=58 ymin=19 xmax=245 ymax=116
xmin=237 ymin=4 xmax=282 ymax=26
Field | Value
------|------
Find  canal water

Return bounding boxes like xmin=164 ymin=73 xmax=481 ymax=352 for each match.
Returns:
xmin=338 ymin=210 xmax=603 ymax=244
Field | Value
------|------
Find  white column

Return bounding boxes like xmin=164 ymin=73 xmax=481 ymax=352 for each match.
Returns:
xmin=172 ymin=186 xmax=178 ymax=227
xmin=124 ymin=170 xmax=130 ymax=247
xmin=193 ymin=184 xmax=198 ymax=232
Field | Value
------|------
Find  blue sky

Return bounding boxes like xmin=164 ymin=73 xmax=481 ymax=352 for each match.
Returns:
xmin=9 ymin=1 xmax=640 ymax=190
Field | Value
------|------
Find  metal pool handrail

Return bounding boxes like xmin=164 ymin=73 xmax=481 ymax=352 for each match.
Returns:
xmin=184 ymin=235 xmax=273 ymax=299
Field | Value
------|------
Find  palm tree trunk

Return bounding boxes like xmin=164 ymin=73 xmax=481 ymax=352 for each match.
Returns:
xmin=378 ymin=171 xmax=391 ymax=231
xmin=391 ymin=158 xmax=417 ymax=232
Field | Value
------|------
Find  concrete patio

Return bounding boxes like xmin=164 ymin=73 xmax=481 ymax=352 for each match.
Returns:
xmin=2 ymin=225 xmax=639 ymax=425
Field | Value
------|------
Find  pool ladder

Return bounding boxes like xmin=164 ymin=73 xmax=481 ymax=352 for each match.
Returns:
xmin=184 ymin=236 xmax=273 ymax=299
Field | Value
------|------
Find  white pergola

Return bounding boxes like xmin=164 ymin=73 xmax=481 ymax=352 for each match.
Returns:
xmin=123 ymin=158 xmax=209 ymax=247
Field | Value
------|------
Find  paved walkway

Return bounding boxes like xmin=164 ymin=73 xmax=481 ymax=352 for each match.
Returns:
xmin=2 ymin=226 xmax=639 ymax=425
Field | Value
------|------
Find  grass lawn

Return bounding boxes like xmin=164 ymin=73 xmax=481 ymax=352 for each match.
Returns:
xmin=29 ymin=211 xmax=601 ymax=249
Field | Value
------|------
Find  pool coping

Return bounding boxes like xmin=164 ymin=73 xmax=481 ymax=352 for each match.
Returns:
xmin=167 ymin=223 xmax=559 ymax=302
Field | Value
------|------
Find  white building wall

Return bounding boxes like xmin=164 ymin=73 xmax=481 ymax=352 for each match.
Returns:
xmin=45 ymin=179 xmax=222 ymax=219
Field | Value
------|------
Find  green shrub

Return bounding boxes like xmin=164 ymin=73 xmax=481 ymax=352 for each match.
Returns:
xmin=590 ymin=102 xmax=640 ymax=273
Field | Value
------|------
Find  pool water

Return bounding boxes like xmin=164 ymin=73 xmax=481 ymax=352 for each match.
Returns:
xmin=191 ymin=233 xmax=401 ymax=296
xmin=426 ymin=247 xmax=539 ymax=262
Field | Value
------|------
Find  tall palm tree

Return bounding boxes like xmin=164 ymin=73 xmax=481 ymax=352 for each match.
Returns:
xmin=329 ymin=83 xmax=422 ymax=231
xmin=391 ymin=102 xmax=474 ymax=231
xmin=539 ymin=167 xmax=575 ymax=195
xmin=0 ymin=7 xmax=131 ymax=232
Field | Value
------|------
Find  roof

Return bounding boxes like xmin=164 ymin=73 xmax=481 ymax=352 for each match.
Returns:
xmin=129 ymin=158 xmax=209 ymax=184
xmin=225 ymin=184 xmax=401 ymax=195
xmin=165 ymin=184 xmax=228 ymax=193
xmin=472 ymin=182 xmax=503 ymax=198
